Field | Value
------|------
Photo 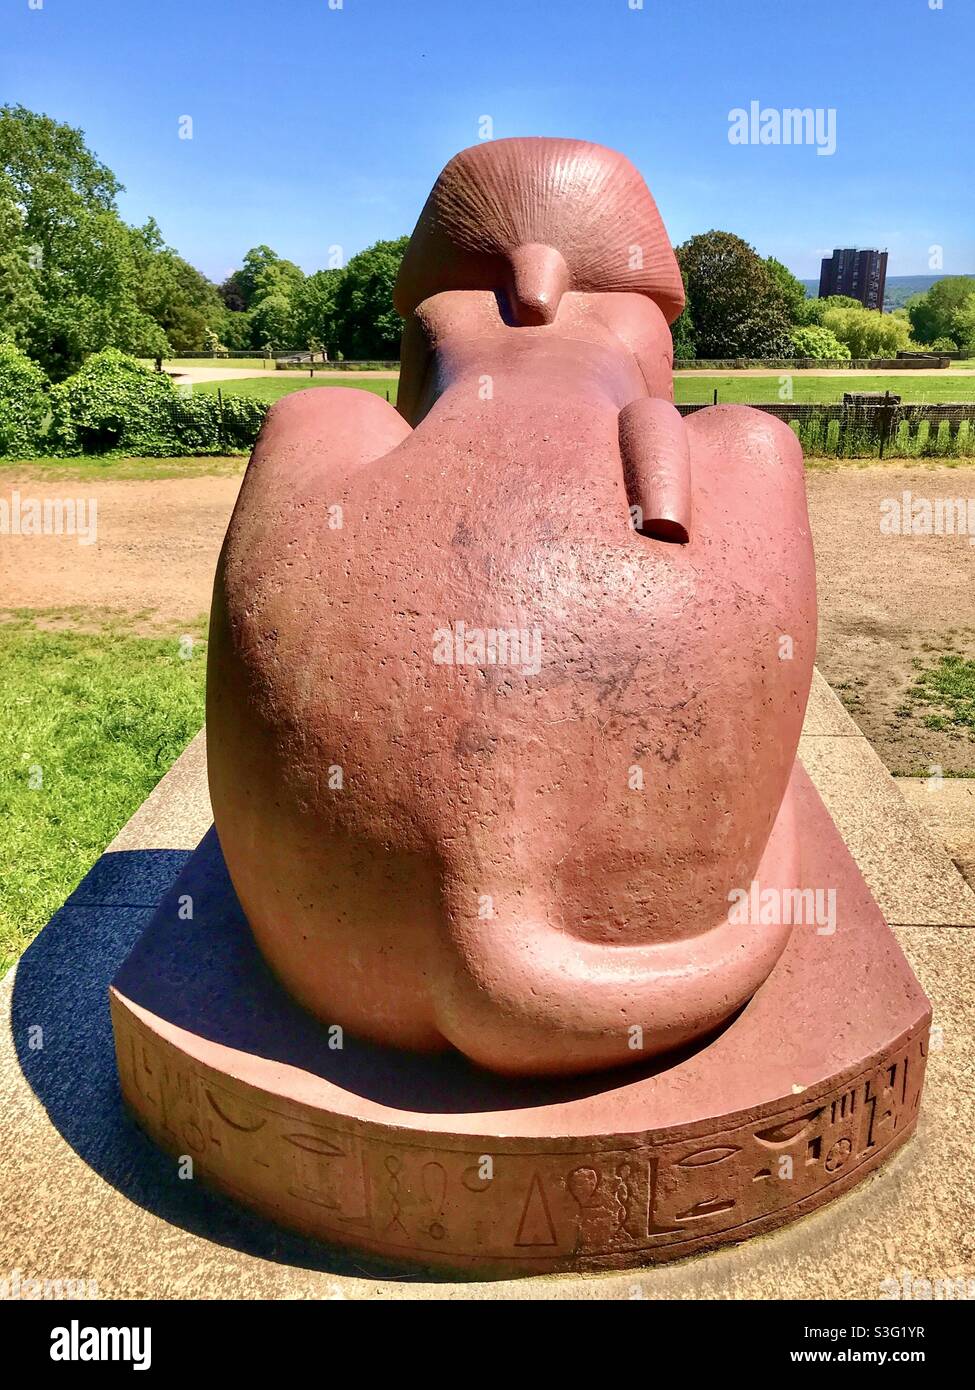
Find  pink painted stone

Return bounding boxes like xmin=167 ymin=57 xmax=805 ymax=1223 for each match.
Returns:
xmin=206 ymin=137 xmax=817 ymax=1076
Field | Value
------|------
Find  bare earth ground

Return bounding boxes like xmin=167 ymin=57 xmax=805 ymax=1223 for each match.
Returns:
xmin=0 ymin=471 xmax=242 ymax=628
xmin=3 ymin=461 xmax=973 ymax=884
xmin=805 ymin=464 xmax=975 ymax=776
xmin=172 ymin=366 xmax=975 ymax=384
xmin=2 ymin=461 xmax=973 ymax=765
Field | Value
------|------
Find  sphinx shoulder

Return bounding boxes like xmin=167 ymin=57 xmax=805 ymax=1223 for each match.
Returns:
xmin=683 ymin=403 xmax=804 ymax=476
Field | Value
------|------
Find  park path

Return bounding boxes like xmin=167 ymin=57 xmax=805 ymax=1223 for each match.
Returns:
xmin=673 ymin=367 xmax=975 ymax=377
xmin=170 ymin=366 xmax=398 ymax=384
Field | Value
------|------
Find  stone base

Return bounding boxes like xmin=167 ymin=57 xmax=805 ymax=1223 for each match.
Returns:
xmin=110 ymin=765 xmax=930 ymax=1278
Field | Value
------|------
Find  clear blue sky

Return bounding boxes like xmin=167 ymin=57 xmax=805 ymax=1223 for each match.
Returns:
xmin=2 ymin=0 xmax=972 ymax=283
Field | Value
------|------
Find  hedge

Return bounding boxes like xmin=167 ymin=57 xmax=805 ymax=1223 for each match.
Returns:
xmin=0 ymin=347 xmax=268 ymax=458
xmin=0 ymin=341 xmax=51 ymax=457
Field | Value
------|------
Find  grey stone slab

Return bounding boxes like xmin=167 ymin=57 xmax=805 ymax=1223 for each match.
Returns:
xmin=800 ymin=734 xmax=975 ymax=927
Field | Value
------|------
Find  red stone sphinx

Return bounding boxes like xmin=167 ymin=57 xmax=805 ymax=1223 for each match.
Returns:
xmin=206 ymin=138 xmax=816 ymax=1076
xmin=111 ymin=139 xmax=929 ymax=1275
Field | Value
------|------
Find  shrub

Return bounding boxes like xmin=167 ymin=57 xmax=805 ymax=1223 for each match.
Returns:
xmin=217 ymin=393 xmax=268 ymax=448
xmin=789 ymin=325 xmax=851 ymax=361
xmin=0 ymin=339 xmax=51 ymax=456
xmin=819 ymin=301 xmax=915 ymax=358
xmin=48 ymin=347 xmax=181 ymax=454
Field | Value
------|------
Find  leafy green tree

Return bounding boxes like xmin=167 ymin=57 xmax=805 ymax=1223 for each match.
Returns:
xmin=249 ymin=292 xmax=295 ymax=350
xmin=789 ymin=324 xmax=851 ymax=360
xmin=218 ymin=271 xmax=248 ymax=313
xmin=292 ymin=269 xmax=342 ymax=354
xmin=950 ymin=297 xmax=975 ymax=354
xmin=669 ymin=268 xmax=695 ymax=360
xmin=234 ymin=246 xmax=303 ymax=309
xmin=216 ymin=306 xmax=254 ymax=351
xmin=908 ymin=277 xmax=975 ymax=347
xmin=0 ymin=179 xmax=42 ymax=347
xmin=0 ymin=106 xmax=168 ymax=377
xmin=819 ymin=300 xmax=914 ymax=358
xmin=676 ymin=231 xmax=793 ymax=359
xmin=764 ymin=257 xmax=809 ymax=323
xmin=331 ymin=237 xmax=408 ymax=359
xmin=800 ymin=294 xmax=862 ymax=325
xmin=129 ymin=218 xmax=224 ymax=353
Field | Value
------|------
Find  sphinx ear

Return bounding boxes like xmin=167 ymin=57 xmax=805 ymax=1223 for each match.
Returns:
xmin=396 ymin=312 xmax=434 ymax=426
xmin=619 ymin=398 xmax=691 ymax=544
xmin=504 ymin=244 xmax=571 ymax=326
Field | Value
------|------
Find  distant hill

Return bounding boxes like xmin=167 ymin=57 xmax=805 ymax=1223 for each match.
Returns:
xmin=800 ymin=272 xmax=975 ymax=312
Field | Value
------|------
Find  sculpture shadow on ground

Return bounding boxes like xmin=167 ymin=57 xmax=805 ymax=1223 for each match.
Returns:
xmin=10 ymin=838 xmax=726 ymax=1283
xmin=9 ymin=846 xmax=442 ymax=1282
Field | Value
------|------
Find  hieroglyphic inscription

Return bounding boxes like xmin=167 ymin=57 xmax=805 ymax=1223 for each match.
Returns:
xmin=113 ymin=1003 xmax=927 ymax=1270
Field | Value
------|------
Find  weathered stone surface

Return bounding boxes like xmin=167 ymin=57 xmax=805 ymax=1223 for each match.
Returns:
xmin=206 ymin=139 xmax=816 ymax=1075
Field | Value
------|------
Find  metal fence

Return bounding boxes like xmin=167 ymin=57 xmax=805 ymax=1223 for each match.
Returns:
xmin=676 ymin=400 xmax=975 ymax=458
xmin=137 ymin=397 xmax=975 ymax=460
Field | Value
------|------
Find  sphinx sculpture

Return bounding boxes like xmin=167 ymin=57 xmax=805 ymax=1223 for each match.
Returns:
xmin=111 ymin=139 xmax=930 ymax=1274
xmin=207 ymin=138 xmax=815 ymax=1076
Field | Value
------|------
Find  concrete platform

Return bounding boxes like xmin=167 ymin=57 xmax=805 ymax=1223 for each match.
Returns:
xmin=896 ymin=776 xmax=975 ymax=895
xmin=2 ymin=674 xmax=973 ymax=1299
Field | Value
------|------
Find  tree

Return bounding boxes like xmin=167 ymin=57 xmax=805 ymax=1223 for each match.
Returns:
xmin=0 ymin=105 xmax=169 ymax=377
xmin=908 ymin=276 xmax=975 ymax=347
xmin=950 ymin=297 xmax=975 ymax=354
xmin=818 ymin=299 xmax=914 ymax=358
xmin=676 ymin=231 xmax=793 ymax=359
xmin=799 ymin=294 xmax=862 ymax=326
xmin=0 ymin=178 xmax=42 ymax=347
xmin=764 ymin=257 xmax=809 ymax=323
xmin=790 ymin=324 xmax=851 ymax=360
xmin=249 ymin=292 xmax=295 ymax=350
xmin=669 ymin=268 xmax=695 ymax=360
xmin=129 ymin=219 xmax=224 ymax=353
xmin=234 ymin=246 xmax=304 ymax=309
xmin=331 ymin=237 xmax=408 ymax=359
xmin=218 ymin=272 xmax=248 ymax=313
xmin=292 ymin=269 xmax=342 ymax=354
xmin=216 ymin=306 xmax=254 ymax=351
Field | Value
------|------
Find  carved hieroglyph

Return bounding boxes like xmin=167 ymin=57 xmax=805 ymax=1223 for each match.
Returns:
xmin=113 ymin=1008 xmax=926 ymax=1274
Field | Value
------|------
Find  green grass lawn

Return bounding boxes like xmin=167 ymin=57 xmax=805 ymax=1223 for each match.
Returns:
xmin=0 ymin=613 xmax=207 ymax=973
xmin=193 ymin=375 xmax=398 ymax=405
xmin=199 ymin=372 xmax=975 ymax=409
xmin=672 ymin=374 xmax=975 ymax=404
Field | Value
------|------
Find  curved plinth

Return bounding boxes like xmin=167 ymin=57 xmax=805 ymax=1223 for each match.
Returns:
xmin=110 ymin=766 xmax=930 ymax=1277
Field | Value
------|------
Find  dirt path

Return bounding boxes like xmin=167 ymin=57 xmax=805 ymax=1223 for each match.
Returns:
xmin=172 ymin=365 xmax=975 ymax=385
xmin=0 ymin=472 xmax=242 ymax=628
xmin=806 ymin=464 xmax=975 ymax=774
xmin=171 ymin=366 xmax=399 ymax=384
xmin=3 ymin=463 xmax=973 ymax=773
